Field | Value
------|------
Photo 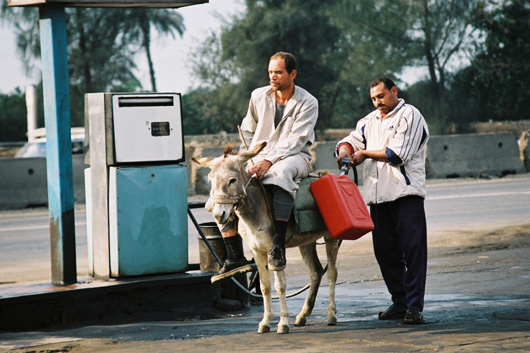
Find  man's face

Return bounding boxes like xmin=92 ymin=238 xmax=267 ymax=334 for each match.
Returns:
xmin=268 ymin=58 xmax=296 ymax=92
xmin=370 ymin=82 xmax=399 ymax=115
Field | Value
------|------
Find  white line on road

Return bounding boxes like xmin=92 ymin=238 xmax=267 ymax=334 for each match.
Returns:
xmin=0 ymin=222 xmax=87 ymax=233
xmin=428 ymin=191 xmax=530 ymax=201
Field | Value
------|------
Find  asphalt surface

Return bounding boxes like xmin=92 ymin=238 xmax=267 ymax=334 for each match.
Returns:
xmin=1 ymin=176 xmax=530 ymax=352
xmin=1 ymin=224 xmax=529 ymax=352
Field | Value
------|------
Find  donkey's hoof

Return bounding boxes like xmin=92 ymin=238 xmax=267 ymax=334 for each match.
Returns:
xmin=258 ymin=325 xmax=270 ymax=334
xmin=277 ymin=324 xmax=290 ymax=334
xmin=327 ymin=316 xmax=337 ymax=326
xmin=295 ymin=317 xmax=306 ymax=327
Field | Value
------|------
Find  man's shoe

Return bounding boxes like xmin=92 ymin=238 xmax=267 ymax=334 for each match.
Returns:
xmin=403 ymin=309 xmax=426 ymax=324
xmin=378 ymin=304 xmax=407 ymax=320
xmin=210 ymin=259 xmax=252 ymax=283
xmin=268 ymin=245 xmax=286 ymax=271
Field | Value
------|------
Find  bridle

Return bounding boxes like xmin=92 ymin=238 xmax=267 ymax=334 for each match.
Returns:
xmin=210 ymin=131 xmax=275 ymax=228
xmin=209 ymin=174 xmax=254 ymax=221
xmin=210 ymin=193 xmax=246 ymax=206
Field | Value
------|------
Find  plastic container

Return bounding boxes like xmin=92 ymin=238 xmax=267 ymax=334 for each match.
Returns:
xmin=310 ymin=174 xmax=374 ymax=240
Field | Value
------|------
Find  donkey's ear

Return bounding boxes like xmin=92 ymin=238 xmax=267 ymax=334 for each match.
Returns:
xmin=191 ymin=156 xmax=215 ymax=168
xmin=238 ymin=141 xmax=267 ymax=163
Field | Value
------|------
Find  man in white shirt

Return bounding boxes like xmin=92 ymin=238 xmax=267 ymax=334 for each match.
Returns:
xmin=211 ymin=52 xmax=318 ymax=283
xmin=336 ymin=77 xmax=429 ymax=324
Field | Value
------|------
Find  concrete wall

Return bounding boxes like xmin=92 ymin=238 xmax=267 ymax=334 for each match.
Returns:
xmin=0 ymin=154 xmax=85 ymax=209
xmin=0 ymin=133 xmax=527 ymax=209
xmin=427 ymin=133 xmax=525 ymax=178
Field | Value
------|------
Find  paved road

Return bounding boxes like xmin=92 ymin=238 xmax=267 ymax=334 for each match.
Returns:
xmin=424 ymin=175 xmax=530 ymax=230
xmin=0 ymin=175 xmax=529 ymax=351
xmin=0 ymin=203 xmax=212 ymax=284
xmin=1 ymin=174 xmax=528 ymax=285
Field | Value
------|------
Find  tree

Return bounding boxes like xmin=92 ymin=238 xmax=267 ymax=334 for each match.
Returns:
xmin=411 ymin=0 xmax=482 ymax=93
xmin=340 ymin=0 xmax=483 ymax=129
xmin=1 ymin=3 xmax=143 ymax=126
xmin=0 ymin=89 xmax=27 ymax=142
xmin=188 ymin=0 xmax=483 ymax=133
xmin=0 ymin=1 xmax=41 ymax=76
xmin=327 ymin=0 xmax=417 ymax=128
xmin=189 ymin=0 xmax=342 ymax=132
xmin=466 ymin=0 xmax=530 ymax=121
xmin=186 ymin=0 xmax=526 ymax=135
xmin=67 ymin=8 xmax=141 ymax=93
xmin=334 ymin=0 xmax=485 ymax=132
xmin=122 ymin=8 xmax=185 ymax=92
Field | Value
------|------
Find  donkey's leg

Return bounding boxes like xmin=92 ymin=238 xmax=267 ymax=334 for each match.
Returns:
xmin=295 ymin=242 xmax=324 ymax=327
xmin=254 ymin=252 xmax=273 ymax=334
xmin=273 ymin=270 xmax=290 ymax=334
xmin=325 ymin=238 xmax=340 ymax=325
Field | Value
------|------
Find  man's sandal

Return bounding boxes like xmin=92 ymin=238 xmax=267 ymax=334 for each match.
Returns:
xmin=403 ymin=309 xmax=426 ymax=324
xmin=378 ymin=304 xmax=407 ymax=320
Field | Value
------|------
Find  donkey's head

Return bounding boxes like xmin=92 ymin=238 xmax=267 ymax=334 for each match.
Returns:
xmin=191 ymin=142 xmax=267 ymax=225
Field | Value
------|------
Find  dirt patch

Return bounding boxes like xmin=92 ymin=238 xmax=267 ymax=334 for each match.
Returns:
xmin=430 ymin=224 xmax=530 ymax=256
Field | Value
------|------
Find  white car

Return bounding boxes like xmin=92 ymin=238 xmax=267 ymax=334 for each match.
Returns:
xmin=15 ymin=127 xmax=85 ymax=158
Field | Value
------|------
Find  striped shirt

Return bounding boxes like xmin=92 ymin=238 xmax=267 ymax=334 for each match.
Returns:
xmin=336 ymin=99 xmax=429 ymax=205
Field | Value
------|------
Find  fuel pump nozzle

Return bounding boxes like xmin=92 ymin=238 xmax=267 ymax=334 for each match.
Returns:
xmin=340 ymin=158 xmax=351 ymax=176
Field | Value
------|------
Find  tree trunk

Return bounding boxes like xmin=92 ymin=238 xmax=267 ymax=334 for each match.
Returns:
xmin=76 ymin=9 xmax=92 ymax=92
xmin=141 ymin=20 xmax=157 ymax=92
xmin=422 ymin=0 xmax=438 ymax=90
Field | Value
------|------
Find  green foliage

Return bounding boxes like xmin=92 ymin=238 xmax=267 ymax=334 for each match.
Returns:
xmin=182 ymin=87 xmax=244 ymax=135
xmin=67 ymin=8 xmax=141 ymax=93
xmin=408 ymin=0 xmax=482 ymax=86
xmin=404 ymin=80 xmax=448 ymax=135
xmin=0 ymin=89 xmax=27 ymax=141
xmin=465 ymin=0 xmax=530 ymax=121
xmin=186 ymin=0 xmax=486 ymax=134
xmin=326 ymin=0 xmax=417 ymax=128
xmin=424 ymin=0 xmax=530 ymax=133
xmin=2 ymin=0 xmax=528 ymax=142
xmin=189 ymin=0 xmax=343 ymax=132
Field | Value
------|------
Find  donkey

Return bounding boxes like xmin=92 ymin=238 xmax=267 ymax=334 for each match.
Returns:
xmin=192 ymin=142 xmax=340 ymax=334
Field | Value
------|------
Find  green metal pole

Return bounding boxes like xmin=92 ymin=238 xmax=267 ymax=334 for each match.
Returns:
xmin=39 ymin=4 xmax=77 ymax=285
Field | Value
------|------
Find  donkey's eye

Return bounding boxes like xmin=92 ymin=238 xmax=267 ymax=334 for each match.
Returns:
xmin=228 ymin=178 xmax=237 ymax=185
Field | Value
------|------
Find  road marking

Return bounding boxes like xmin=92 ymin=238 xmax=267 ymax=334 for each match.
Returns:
xmin=428 ymin=191 xmax=530 ymax=201
xmin=0 ymin=222 xmax=86 ymax=232
xmin=0 ymin=225 xmax=49 ymax=232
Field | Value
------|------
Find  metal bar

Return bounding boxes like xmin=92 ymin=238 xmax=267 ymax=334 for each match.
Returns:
xmin=187 ymin=206 xmax=223 ymax=265
xmin=39 ymin=4 xmax=77 ymax=285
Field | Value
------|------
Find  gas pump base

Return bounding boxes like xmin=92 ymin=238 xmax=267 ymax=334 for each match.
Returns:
xmin=0 ymin=271 xmax=221 ymax=332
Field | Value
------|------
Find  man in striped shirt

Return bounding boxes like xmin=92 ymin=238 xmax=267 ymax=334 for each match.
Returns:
xmin=336 ymin=77 xmax=429 ymax=324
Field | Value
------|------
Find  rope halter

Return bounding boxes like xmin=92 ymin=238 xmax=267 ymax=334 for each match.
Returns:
xmin=208 ymin=175 xmax=254 ymax=222
xmin=210 ymin=193 xmax=246 ymax=205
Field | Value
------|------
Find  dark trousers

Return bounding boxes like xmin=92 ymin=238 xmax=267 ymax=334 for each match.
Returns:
xmin=370 ymin=195 xmax=427 ymax=311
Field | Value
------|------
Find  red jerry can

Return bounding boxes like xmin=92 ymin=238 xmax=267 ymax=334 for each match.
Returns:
xmin=310 ymin=173 xmax=374 ymax=240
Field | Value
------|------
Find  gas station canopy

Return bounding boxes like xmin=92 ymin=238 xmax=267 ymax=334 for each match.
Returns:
xmin=8 ymin=0 xmax=208 ymax=8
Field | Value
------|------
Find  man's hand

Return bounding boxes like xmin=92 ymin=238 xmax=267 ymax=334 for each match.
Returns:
xmin=336 ymin=148 xmax=352 ymax=169
xmin=351 ymin=150 xmax=367 ymax=166
xmin=247 ymin=160 xmax=272 ymax=181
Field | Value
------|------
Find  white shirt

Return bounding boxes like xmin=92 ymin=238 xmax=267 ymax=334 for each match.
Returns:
xmin=239 ymin=84 xmax=318 ymax=198
xmin=336 ymin=99 xmax=429 ymax=205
